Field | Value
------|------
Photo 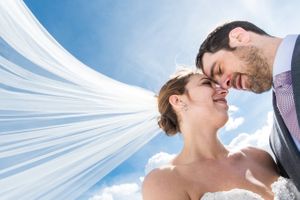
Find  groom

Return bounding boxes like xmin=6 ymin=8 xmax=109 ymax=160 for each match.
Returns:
xmin=195 ymin=21 xmax=300 ymax=190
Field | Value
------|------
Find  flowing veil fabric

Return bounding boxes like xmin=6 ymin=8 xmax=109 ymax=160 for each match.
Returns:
xmin=0 ymin=1 xmax=161 ymax=199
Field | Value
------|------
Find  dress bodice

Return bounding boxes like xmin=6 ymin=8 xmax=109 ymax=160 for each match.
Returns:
xmin=200 ymin=177 xmax=300 ymax=200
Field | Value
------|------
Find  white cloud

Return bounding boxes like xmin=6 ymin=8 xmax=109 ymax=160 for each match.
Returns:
xmin=225 ymin=105 xmax=245 ymax=131
xmin=144 ymin=152 xmax=176 ymax=175
xmin=90 ymin=152 xmax=175 ymax=200
xmin=228 ymin=105 xmax=239 ymax=112
xmin=89 ymin=183 xmax=141 ymax=200
xmin=225 ymin=117 xmax=245 ymax=131
xmin=228 ymin=111 xmax=273 ymax=156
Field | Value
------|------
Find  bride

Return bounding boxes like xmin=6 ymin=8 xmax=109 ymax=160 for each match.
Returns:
xmin=142 ymin=68 xmax=300 ymax=200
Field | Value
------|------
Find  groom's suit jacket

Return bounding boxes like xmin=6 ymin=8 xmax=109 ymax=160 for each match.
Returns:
xmin=270 ymin=35 xmax=300 ymax=191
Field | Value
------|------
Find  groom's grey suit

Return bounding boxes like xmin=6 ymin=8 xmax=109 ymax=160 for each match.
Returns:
xmin=270 ymin=35 xmax=300 ymax=191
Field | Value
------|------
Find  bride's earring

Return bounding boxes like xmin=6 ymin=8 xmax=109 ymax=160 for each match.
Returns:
xmin=181 ymin=102 xmax=188 ymax=112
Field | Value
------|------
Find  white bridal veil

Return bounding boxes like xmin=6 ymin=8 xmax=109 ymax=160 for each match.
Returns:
xmin=0 ymin=1 xmax=161 ymax=199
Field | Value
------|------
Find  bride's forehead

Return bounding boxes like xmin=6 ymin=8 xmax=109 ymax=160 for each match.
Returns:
xmin=189 ymin=74 xmax=206 ymax=81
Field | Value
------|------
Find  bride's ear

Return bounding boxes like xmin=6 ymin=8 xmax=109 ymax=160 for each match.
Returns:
xmin=228 ymin=27 xmax=250 ymax=48
xmin=169 ymin=95 xmax=182 ymax=110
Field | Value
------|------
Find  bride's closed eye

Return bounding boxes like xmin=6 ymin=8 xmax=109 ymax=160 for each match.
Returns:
xmin=201 ymin=79 xmax=214 ymax=87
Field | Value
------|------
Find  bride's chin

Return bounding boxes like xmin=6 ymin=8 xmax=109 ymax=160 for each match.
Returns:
xmin=217 ymin=115 xmax=229 ymax=128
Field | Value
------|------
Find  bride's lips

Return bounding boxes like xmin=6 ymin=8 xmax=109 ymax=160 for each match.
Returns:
xmin=213 ymin=98 xmax=228 ymax=109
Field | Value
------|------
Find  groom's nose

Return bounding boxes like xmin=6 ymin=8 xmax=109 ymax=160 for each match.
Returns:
xmin=220 ymin=75 xmax=232 ymax=89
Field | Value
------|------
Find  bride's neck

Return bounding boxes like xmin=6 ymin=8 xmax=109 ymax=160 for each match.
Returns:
xmin=176 ymin=125 xmax=229 ymax=164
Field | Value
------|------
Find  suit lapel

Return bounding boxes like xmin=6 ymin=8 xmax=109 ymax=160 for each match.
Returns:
xmin=291 ymin=35 xmax=300 ymax=129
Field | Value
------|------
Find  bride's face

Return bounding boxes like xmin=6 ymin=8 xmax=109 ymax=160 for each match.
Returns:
xmin=182 ymin=74 xmax=229 ymax=127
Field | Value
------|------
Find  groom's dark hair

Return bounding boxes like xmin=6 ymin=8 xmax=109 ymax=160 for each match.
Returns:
xmin=196 ymin=21 xmax=270 ymax=70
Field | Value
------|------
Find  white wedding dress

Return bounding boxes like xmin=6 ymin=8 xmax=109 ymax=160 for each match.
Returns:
xmin=201 ymin=177 xmax=300 ymax=200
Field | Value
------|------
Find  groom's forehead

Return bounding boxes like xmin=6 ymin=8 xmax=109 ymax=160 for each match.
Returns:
xmin=202 ymin=52 xmax=217 ymax=77
xmin=202 ymin=50 xmax=229 ymax=76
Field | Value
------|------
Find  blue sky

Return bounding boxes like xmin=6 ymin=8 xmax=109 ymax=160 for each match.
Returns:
xmin=23 ymin=0 xmax=300 ymax=199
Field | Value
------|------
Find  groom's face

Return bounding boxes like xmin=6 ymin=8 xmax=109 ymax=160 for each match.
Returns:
xmin=201 ymin=46 xmax=272 ymax=94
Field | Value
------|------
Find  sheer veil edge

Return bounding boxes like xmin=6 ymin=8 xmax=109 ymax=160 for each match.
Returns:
xmin=0 ymin=1 xmax=160 ymax=199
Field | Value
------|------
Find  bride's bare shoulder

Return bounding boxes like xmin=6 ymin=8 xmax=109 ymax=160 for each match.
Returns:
xmin=239 ymin=146 xmax=272 ymax=159
xmin=145 ymin=165 xmax=177 ymax=179
xmin=142 ymin=165 xmax=189 ymax=200
xmin=239 ymin=146 xmax=278 ymax=169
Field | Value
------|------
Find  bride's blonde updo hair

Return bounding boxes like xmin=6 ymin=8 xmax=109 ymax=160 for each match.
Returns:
xmin=157 ymin=68 xmax=201 ymax=136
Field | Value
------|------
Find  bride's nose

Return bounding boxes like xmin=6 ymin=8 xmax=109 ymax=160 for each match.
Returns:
xmin=215 ymin=86 xmax=229 ymax=96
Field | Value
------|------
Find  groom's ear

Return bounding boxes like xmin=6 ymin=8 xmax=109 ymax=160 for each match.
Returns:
xmin=228 ymin=27 xmax=250 ymax=48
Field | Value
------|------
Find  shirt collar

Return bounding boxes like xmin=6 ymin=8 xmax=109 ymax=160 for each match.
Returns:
xmin=273 ymin=34 xmax=298 ymax=78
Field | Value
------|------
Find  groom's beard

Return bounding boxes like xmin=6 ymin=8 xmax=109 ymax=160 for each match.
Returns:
xmin=233 ymin=46 xmax=273 ymax=94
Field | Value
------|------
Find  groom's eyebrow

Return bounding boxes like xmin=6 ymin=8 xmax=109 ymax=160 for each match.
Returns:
xmin=209 ymin=62 xmax=217 ymax=79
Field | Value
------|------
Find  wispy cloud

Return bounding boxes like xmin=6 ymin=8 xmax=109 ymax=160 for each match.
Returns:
xmin=89 ymin=183 xmax=141 ymax=200
xmin=225 ymin=117 xmax=245 ymax=131
xmin=90 ymin=152 xmax=175 ymax=200
xmin=228 ymin=111 xmax=273 ymax=155
xmin=144 ymin=152 xmax=176 ymax=175
xmin=225 ymin=105 xmax=245 ymax=131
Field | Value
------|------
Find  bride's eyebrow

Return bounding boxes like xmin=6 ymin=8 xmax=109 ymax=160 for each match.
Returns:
xmin=200 ymin=77 xmax=210 ymax=81
xmin=199 ymin=77 xmax=210 ymax=83
xmin=202 ymin=77 xmax=218 ymax=84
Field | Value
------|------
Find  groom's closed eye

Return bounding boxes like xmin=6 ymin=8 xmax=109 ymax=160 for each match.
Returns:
xmin=209 ymin=62 xmax=217 ymax=79
xmin=217 ymin=66 xmax=222 ymax=76
xmin=209 ymin=62 xmax=223 ymax=84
